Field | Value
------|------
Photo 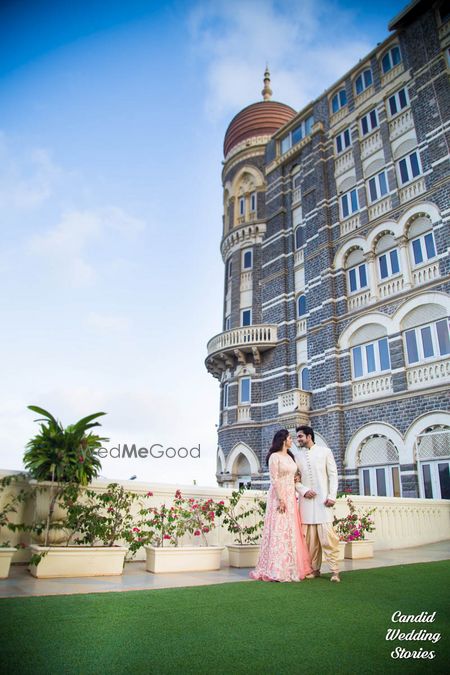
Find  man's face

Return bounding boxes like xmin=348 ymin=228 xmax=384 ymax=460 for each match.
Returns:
xmin=297 ymin=431 xmax=310 ymax=447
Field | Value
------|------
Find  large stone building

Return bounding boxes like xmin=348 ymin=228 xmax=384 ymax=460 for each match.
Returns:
xmin=205 ymin=0 xmax=450 ymax=500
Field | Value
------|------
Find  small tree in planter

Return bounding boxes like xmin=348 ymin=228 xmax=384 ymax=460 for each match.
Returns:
xmin=141 ymin=490 xmax=226 ymax=573
xmin=24 ymin=405 xmax=108 ymax=548
xmin=0 ymin=474 xmax=29 ymax=577
xmin=219 ymin=488 xmax=267 ymax=567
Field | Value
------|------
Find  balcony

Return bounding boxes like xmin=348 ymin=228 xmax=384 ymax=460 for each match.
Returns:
xmin=278 ymin=388 xmax=311 ymax=415
xmin=381 ymin=62 xmax=404 ymax=87
xmin=399 ymin=177 xmax=426 ymax=204
xmin=348 ymin=289 xmax=371 ymax=312
xmin=340 ymin=214 xmax=360 ymax=237
xmin=352 ymin=374 xmax=393 ymax=401
xmin=237 ymin=405 xmax=251 ymax=422
xmin=360 ymin=129 xmax=382 ymax=160
xmin=389 ymin=108 xmax=414 ymax=140
xmin=407 ymin=358 xmax=450 ymax=390
xmin=335 ymin=150 xmax=354 ymax=177
xmin=205 ymin=324 xmax=278 ymax=377
xmin=378 ymin=275 xmax=404 ymax=299
xmin=354 ymin=85 xmax=374 ymax=108
xmin=412 ymin=260 xmax=440 ymax=287
xmin=368 ymin=195 xmax=392 ymax=221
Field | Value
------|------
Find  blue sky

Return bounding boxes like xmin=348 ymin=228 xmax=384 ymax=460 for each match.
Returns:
xmin=0 ymin=0 xmax=407 ymax=486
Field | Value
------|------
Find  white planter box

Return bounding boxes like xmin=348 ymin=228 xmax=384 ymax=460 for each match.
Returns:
xmin=337 ymin=541 xmax=346 ymax=561
xmin=29 ymin=545 xmax=128 ymax=578
xmin=344 ymin=540 xmax=374 ymax=559
xmin=145 ymin=545 xmax=224 ymax=574
xmin=227 ymin=544 xmax=260 ymax=568
xmin=0 ymin=548 xmax=16 ymax=578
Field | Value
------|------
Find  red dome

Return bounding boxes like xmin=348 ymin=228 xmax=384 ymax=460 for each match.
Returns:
xmin=224 ymin=100 xmax=297 ymax=157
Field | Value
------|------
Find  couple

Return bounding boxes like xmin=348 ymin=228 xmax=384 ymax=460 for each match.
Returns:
xmin=250 ymin=425 xmax=340 ymax=583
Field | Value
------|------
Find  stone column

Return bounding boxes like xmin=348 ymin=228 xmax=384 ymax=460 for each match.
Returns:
xmin=366 ymin=251 xmax=379 ymax=302
xmin=396 ymin=235 xmax=413 ymax=289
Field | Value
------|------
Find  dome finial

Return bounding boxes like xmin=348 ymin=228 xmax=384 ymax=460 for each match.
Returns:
xmin=261 ymin=65 xmax=272 ymax=101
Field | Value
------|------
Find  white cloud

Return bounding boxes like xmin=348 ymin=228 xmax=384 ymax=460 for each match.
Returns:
xmin=189 ymin=0 xmax=373 ymax=119
xmin=28 ymin=206 xmax=146 ymax=286
xmin=0 ymin=132 xmax=63 ymax=210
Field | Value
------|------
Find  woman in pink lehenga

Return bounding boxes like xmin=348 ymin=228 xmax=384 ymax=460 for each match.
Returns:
xmin=250 ymin=429 xmax=312 ymax=582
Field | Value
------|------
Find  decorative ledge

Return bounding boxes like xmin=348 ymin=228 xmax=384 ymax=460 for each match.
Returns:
xmin=378 ymin=275 xmax=404 ymax=299
xmin=381 ymin=62 xmax=404 ymax=87
xmin=221 ymin=221 xmax=267 ymax=260
xmin=399 ymin=177 xmax=426 ymax=204
xmin=278 ymin=388 xmax=311 ymax=415
xmin=407 ymin=358 xmax=450 ymax=390
xmin=368 ymin=195 xmax=392 ymax=221
xmin=334 ymin=149 xmax=355 ymax=177
xmin=360 ymin=129 xmax=382 ymax=160
xmin=340 ymin=214 xmax=360 ymax=237
xmin=389 ymin=108 xmax=414 ymax=140
xmin=354 ymin=85 xmax=374 ymax=108
xmin=294 ymin=249 xmax=304 ymax=267
xmin=412 ymin=260 xmax=440 ymax=286
xmin=352 ymin=374 xmax=393 ymax=401
xmin=348 ymin=289 xmax=371 ymax=312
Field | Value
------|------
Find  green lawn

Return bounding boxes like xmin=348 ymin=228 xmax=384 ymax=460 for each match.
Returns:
xmin=0 ymin=562 xmax=449 ymax=675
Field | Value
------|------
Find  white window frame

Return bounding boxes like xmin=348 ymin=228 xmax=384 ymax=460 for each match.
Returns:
xmin=347 ymin=263 xmax=368 ymax=294
xmin=378 ymin=247 xmax=401 ymax=280
xmin=300 ymin=366 xmax=310 ymax=391
xmin=242 ymin=248 xmax=253 ymax=270
xmin=397 ymin=150 xmax=422 ymax=186
xmin=410 ymin=230 xmax=437 ymax=267
xmin=404 ymin=319 xmax=450 ymax=365
xmin=419 ymin=460 xmax=450 ymax=499
xmin=331 ymin=88 xmax=347 ymax=114
xmin=355 ymin=68 xmax=373 ymax=95
xmin=367 ymin=169 xmax=389 ymax=203
xmin=225 ymin=315 xmax=231 ymax=331
xmin=280 ymin=115 xmax=314 ymax=154
xmin=387 ymin=87 xmax=409 ymax=117
xmin=360 ymin=108 xmax=379 ymax=136
xmin=381 ymin=45 xmax=402 ymax=74
xmin=297 ymin=294 xmax=307 ymax=317
xmin=351 ymin=337 xmax=391 ymax=379
xmin=250 ymin=192 xmax=257 ymax=213
xmin=241 ymin=308 xmax=252 ymax=326
xmin=239 ymin=196 xmax=245 ymax=216
xmin=222 ymin=383 xmax=229 ymax=408
xmin=239 ymin=377 xmax=251 ymax=404
xmin=335 ymin=127 xmax=351 ymax=154
xmin=360 ymin=465 xmax=401 ymax=497
xmin=340 ymin=188 xmax=359 ymax=219
xmin=226 ymin=258 xmax=233 ymax=278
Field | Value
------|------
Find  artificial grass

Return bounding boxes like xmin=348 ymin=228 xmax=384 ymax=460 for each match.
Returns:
xmin=0 ymin=561 xmax=449 ymax=675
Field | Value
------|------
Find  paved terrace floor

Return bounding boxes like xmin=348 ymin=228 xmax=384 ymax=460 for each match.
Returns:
xmin=1 ymin=540 xmax=449 ymax=598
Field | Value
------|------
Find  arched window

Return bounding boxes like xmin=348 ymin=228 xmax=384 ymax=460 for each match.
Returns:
xmin=381 ymin=45 xmax=402 ymax=74
xmin=355 ymin=68 xmax=372 ymax=95
xmin=375 ymin=233 xmax=400 ymax=281
xmin=416 ymin=426 xmax=450 ymax=499
xmin=346 ymin=249 xmax=368 ymax=294
xmin=358 ymin=435 xmax=401 ymax=497
xmin=297 ymin=294 xmax=307 ymax=317
xmin=331 ymin=88 xmax=347 ymax=114
xmin=300 ymin=367 xmax=310 ymax=391
xmin=407 ymin=216 xmax=437 ymax=267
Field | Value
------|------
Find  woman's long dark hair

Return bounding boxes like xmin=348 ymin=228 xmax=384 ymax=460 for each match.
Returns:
xmin=266 ymin=429 xmax=296 ymax=466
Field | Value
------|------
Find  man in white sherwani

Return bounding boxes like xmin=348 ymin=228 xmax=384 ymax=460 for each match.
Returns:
xmin=294 ymin=425 xmax=340 ymax=582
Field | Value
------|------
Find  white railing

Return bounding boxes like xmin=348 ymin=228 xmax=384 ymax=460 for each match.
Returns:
xmin=360 ymin=129 xmax=382 ymax=160
xmin=389 ymin=108 xmax=414 ymax=140
xmin=240 ymin=270 xmax=253 ymax=291
xmin=334 ymin=149 xmax=354 ymax=177
xmin=292 ymin=187 xmax=301 ymax=204
xmin=3 ymin=474 xmax=449 ymax=562
xmin=297 ymin=318 xmax=307 ymax=336
xmin=207 ymin=324 xmax=278 ymax=356
xmin=330 ymin=106 xmax=348 ymax=126
xmin=237 ymin=405 xmax=251 ymax=422
xmin=340 ymin=214 xmax=360 ymax=237
xmin=381 ymin=62 xmax=404 ymax=87
xmin=294 ymin=249 xmax=304 ymax=267
xmin=348 ymin=289 xmax=371 ymax=312
xmin=399 ymin=176 xmax=426 ymax=204
xmin=352 ymin=374 xmax=393 ymax=400
xmin=278 ymin=388 xmax=311 ymax=415
xmin=378 ymin=275 xmax=404 ymax=299
xmin=354 ymin=85 xmax=375 ymax=108
xmin=412 ymin=261 xmax=440 ymax=286
xmin=368 ymin=195 xmax=392 ymax=221
xmin=406 ymin=358 xmax=450 ymax=390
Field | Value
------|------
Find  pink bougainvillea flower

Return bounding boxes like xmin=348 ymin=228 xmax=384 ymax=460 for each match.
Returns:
xmin=175 ymin=489 xmax=182 ymax=498
xmin=194 ymin=530 xmax=201 ymax=536
xmin=202 ymin=526 xmax=210 ymax=533
xmin=146 ymin=491 xmax=153 ymax=497
xmin=219 ymin=501 xmax=225 ymax=505
xmin=163 ymin=534 xmax=171 ymax=540
xmin=78 ymin=456 xmax=84 ymax=463
xmin=132 ymin=527 xmax=140 ymax=532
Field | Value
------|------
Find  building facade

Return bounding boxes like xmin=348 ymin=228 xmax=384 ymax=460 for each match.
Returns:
xmin=205 ymin=0 xmax=450 ymax=500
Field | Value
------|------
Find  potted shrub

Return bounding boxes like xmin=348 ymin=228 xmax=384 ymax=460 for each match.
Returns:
xmin=142 ymin=490 xmax=225 ymax=573
xmin=333 ymin=498 xmax=376 ymax=559
xmin=0 ymin=474 xmax=29 ymax=578
xmin=29 ymin=483 xmax=144 ymax=578
xmin=220 ymin=488 xmax=266 ymax=568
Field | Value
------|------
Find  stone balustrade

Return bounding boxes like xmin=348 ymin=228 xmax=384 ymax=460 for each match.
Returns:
xmin=277 ymin=388 xmax=311 ymax=415
xmin=237 ymin=405 xmax=251 ymax=422
xmin=352 ymin=374 xmax=393 ymax=400
xmin=334 ymin=149 xmax=354 ymax=177
xmin=240 ymin=270 xmax=253 ymax=291
xmin=329 ymin=106 xmax=348 ymax=126
xmin=340 ymin=214 xmax=360 ymax=237
xmin=406 ymin=358 xmax=450 ymax=390
xmin=389 ymin=107 xmax=414 ymax=140
xmin=294 ymin=249 xmax=304 ymax=267
xmin=368 ymin=195 xmax=392 ymax=221
xmin=292 ymin=187 xmax=301 ymax=205
xmin=348 ymin=289 xmax=371 ymax=312
xmin=378 ymin=275 xmax=404 ymax=299
xmin=399 ymin=176 xmax=426 ymax=204
xmin=354 ymin=85 xmax=375 ymax=108
xmin=360 ymin=129 xmax=382 ymax=160
xmin=412 ymin=260 xmax=440 ymax=286
xmin=381 ymin=62 xmax=404 ymax=87
xmin=207 ymin=324 xmax=278 ymax=357
xmin=297 ymin=318 xmax=307 ymax=336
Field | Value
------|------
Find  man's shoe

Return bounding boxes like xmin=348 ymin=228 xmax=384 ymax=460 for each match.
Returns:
xmin=306 ymin=570 xmax=320 ymax=579
xmin=330 ymin=573 xmax=341 ymax=583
